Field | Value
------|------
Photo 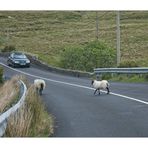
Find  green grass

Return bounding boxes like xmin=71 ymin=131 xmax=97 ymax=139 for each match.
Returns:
xmin=0 ymin=11 xmax=148 ymax=68
xmin=101 ymin=73 xmax=148 ymax=83
xmin=111 ymin=75 xmax=148 ymax=83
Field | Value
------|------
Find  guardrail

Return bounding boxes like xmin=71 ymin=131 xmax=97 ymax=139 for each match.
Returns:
xmin=94 ymin=67 xmax=148 ymax=74
xmin=0 ymin=80 xmax=27 ymax=137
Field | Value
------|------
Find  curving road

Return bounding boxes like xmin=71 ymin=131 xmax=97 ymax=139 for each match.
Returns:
xmin=0 ymin=57 xmax=148 ymax=137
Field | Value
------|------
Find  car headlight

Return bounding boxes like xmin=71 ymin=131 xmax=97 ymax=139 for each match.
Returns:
xmin=26 ymin=60 xmax=30 ymax=63
xmin=14 ymin=61 xmax=19 ymax=64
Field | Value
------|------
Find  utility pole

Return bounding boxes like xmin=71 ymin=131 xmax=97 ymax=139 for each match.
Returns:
xmin=96 ymin=11 xmax=99 ymax=40
xmin=116 ymin=11 xmax=121 ymax=67
xmin=6 ymin=28 xmax=9 ymax=43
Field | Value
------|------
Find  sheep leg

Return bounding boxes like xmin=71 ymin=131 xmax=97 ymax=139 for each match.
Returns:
xmin=94 ymin=89 xmax=98 ymax=95
xmin=39 ymin=83 xmax=44 ymax=95
xmin=106 ymin=87 xmax=110 ymax=94
xmin=98 ymin=89 xmax=100 ymax=95
xmin=39 ymin=89 xmax=42 ymax=95
xmin=36 ymin=88 xmax=39 ymax=95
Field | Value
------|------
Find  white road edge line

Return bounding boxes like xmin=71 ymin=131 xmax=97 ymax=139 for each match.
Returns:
xmin=1 ymin=62 xmax=148 ymax=105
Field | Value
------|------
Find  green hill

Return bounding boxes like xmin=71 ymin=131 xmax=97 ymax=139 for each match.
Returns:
xmin=0 ymin=11 xmax=148 ymax=68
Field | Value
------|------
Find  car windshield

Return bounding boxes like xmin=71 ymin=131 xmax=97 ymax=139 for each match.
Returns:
xmin=13 ymin=53 xmax=27 ymax=59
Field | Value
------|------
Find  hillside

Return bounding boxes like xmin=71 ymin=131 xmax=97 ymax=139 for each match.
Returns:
xmin=0 ymin=11 xmax=148 ymax=68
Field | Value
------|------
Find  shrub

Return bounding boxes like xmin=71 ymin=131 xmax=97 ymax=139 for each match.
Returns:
xmin=84 ymin=40 xmax=116 ymax=70
xmin=1 ymin=45 xmax=16 ymax=52
xmin=60 ymin=40 xmax=116 ymax=72
xmin=60 ymin=46 xmax=85 ymax=70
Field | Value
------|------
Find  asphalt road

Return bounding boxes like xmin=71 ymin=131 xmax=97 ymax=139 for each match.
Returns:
xmin=0 ymin=57 xmax=148 ymax=137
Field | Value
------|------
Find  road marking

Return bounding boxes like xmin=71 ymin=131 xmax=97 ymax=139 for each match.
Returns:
xmin=1 ymin=62 xmax=148 ymax=105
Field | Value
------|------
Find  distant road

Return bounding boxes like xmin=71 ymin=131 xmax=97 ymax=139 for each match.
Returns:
xmin=0 ymin=57 xmax=148 ymax=137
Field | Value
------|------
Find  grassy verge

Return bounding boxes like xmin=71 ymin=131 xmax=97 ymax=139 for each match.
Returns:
xmin=4 ymin=76 xmax=54 ymax=137
xmin=110 ymin=74 xmax=148 ymax=83
xmin=100 ymin=73 xmax=148 ymax=83
xmin=0 ymin=11 xmax=148 ymax=68
xmin=0 ymin=75 xmax=20 ymax=113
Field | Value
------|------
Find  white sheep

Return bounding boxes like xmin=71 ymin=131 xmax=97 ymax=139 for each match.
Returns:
xmin=34 ymin=79 xmax=46 ymax=95
xmin=91 ymin=80 xmax=110 ymax=95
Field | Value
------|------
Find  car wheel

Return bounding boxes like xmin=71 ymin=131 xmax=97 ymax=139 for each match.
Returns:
xmin=7 ymin=61 xmax=10 ymax=66
xmin=12 ymin=63 xmax=15 ymax=68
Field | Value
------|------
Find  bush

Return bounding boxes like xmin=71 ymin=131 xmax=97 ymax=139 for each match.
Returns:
xmin=1 ymin=45 xmax=16 ymax=52
xmin=60 ymin=40 xmax=116 ymax=72
xmin=60 ymin=46 xmax=85 ymax=70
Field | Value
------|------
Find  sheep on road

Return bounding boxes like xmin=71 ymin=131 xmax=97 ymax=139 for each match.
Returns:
xmin=91 ymin=80 xmax=110 ymax=95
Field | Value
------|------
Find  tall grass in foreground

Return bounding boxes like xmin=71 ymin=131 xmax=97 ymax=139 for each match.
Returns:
xmin=0 ymin=76 xmax=20 ymax=113
xmin=5 ymin=85 xmax=54 ymax=137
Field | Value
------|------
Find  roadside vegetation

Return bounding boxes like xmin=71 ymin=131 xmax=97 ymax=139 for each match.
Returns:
xmin=0 ymin=75 xmax=54 ymax=137
xmin=101 ymin=73 xmax=148 ymax=83
xmin=0 ymin=75 xmax=20 ymax=113
xmin=5 ymin=84 xmax=54 ymax=137
xmin=0 ymin=11 xmax=147 ymax=68
xmin=0 ymin=11 xmax=147 ymax=83
xmin=60 ymin=40 xmax=116 ymax=72
xmin=110 ymin=74 xmax=148 ymax=83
